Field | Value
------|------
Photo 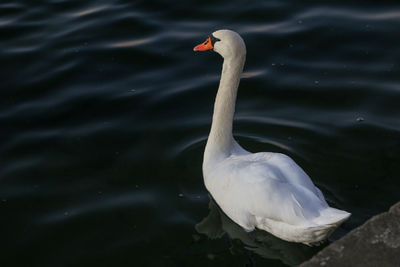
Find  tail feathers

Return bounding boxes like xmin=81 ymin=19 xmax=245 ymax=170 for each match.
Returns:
xmin=254 ymin=207 xmax=351 ymax=245
xmin=302 ymin=209 xmax=350 ymax=246
xmin=313 ymin=207 xmax=351 ymax=226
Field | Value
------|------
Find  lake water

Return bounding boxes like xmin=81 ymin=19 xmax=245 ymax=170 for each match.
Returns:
xmin=1 ymin=0 xmax=400 ymax=266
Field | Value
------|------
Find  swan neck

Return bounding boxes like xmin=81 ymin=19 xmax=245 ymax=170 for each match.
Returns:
xmin=204 ymin=55 xmax=245 ymax=162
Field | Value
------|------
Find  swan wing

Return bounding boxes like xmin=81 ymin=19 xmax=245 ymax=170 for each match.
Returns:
xmin=207 ymin=153 xmax=328 ymax=226
xmin=249 ymin=153 xmax=321 ymax=192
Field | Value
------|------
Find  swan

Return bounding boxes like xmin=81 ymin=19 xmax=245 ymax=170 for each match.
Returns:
xmin=193 ymin=29 xmax=350 ymax=245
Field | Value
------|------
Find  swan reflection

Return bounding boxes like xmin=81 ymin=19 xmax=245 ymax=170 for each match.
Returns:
xmin=196 ymin=198 xmax=324 ymax=266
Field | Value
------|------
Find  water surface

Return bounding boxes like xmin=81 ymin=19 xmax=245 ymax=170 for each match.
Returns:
xmin=1 ymin=0 xmax=400 ymax=266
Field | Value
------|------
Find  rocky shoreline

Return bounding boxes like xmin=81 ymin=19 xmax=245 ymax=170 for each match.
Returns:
xmin=300 ymin=202 xmax=400 ymax=267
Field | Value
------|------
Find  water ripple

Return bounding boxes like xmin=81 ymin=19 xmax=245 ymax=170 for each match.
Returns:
xmin=109 ymin=37 xmax=155 ymax=48
xmin=40 ymin=190 xmax=159 ymax=224
xmin=1 ymin=1 xmax=400 ymax=265
xmin=70 ymin=6 xmax=107 ymax=17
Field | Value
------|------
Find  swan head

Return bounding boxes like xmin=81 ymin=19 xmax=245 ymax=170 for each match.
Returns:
xmin=194 ymin=29 xmax=246 ymax=59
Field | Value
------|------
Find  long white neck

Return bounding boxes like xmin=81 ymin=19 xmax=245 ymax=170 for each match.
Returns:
xmin=204 ymin=54 xmax=245 ymax=164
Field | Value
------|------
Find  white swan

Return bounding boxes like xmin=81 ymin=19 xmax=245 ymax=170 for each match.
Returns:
xmin=194 ymin=29 xmax=350 ymax=245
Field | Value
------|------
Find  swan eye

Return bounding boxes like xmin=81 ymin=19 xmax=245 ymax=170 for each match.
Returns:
xmin=209 ymin=34 xmax=221 ymax=46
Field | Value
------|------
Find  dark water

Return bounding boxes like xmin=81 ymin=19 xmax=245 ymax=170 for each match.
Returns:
xmin=1 ymin=0 xmax=400 ymax=266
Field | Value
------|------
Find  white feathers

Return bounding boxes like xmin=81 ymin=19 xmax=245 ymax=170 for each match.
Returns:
xmin=201 ymin=30 xmax=350 ymax=245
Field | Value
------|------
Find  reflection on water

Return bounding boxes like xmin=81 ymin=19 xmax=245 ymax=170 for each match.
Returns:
xmin=196 ymin=198 xmax=322 ymax=266
xmin=110 ymin=38 xmax=155 ymax=48
xmin=71 ymin=6 xmax=107 ymax=17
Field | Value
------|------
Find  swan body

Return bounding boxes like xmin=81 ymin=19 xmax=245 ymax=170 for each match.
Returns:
xmin=194 ymin=29 xmax=350 ymax=245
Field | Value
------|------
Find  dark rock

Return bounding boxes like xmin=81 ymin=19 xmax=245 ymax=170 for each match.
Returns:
xmin=300 ymin=202 xmax=400 ymax=267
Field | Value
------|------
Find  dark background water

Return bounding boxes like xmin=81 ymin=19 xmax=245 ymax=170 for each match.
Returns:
xmin=1 ymin=0 xmax=400 ymax=266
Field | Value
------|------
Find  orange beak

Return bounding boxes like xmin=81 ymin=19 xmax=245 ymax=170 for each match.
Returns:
xmin=193 ymin=37 xmax=214 ymax=51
